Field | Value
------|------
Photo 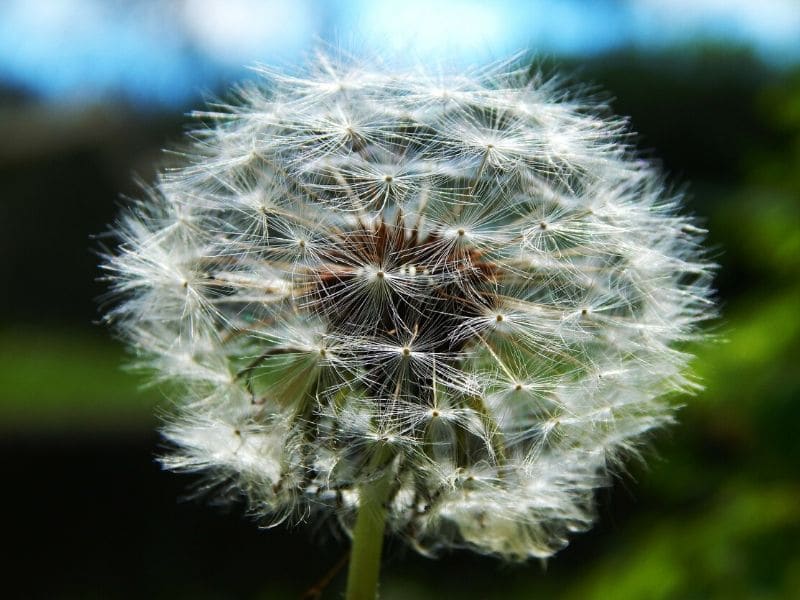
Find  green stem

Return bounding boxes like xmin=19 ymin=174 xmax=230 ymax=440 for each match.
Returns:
xmin=345 ymin=470 xmax=393 ymax=600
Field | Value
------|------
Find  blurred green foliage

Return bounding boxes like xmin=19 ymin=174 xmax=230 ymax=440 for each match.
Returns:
xmin=0 ymin=329 xmax=158 ymax=431
xmin=1 ymin=47 xmax=798 ymax=598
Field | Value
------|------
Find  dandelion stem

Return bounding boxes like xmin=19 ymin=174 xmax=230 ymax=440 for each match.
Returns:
xmin=345 ymin=468 xmax=393 ymax=600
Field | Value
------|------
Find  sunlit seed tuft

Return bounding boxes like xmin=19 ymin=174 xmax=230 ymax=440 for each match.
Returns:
xmin=102 ymin=54 xmax=714 ymax=561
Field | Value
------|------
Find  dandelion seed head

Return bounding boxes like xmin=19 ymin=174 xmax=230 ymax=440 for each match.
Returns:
xmin=102 ymin=55 xmax=714 ymax=561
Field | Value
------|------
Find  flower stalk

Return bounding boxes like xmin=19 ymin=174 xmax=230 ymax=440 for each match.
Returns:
xmin=346 ymin=469 xmax=394 ymax=600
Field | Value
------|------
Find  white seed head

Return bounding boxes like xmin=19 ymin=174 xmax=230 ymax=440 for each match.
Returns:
xmin=102 ymin=55 xmax=714 ymax=560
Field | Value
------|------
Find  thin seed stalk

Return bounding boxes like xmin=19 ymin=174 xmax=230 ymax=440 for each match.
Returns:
xmin=345 ymin=467 xmax=394 ymax=600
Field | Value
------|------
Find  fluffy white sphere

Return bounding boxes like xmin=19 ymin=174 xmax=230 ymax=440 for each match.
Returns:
xmin=103 ymin=55 xmax=713 ymax=560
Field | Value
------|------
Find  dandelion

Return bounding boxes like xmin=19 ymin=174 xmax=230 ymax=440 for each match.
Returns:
xmin=102 ymin=54 xmax=714 ymax=599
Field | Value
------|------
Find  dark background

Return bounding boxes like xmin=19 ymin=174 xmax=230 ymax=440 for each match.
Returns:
xmin=1 ymin=5 xmax=799 ymax=598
